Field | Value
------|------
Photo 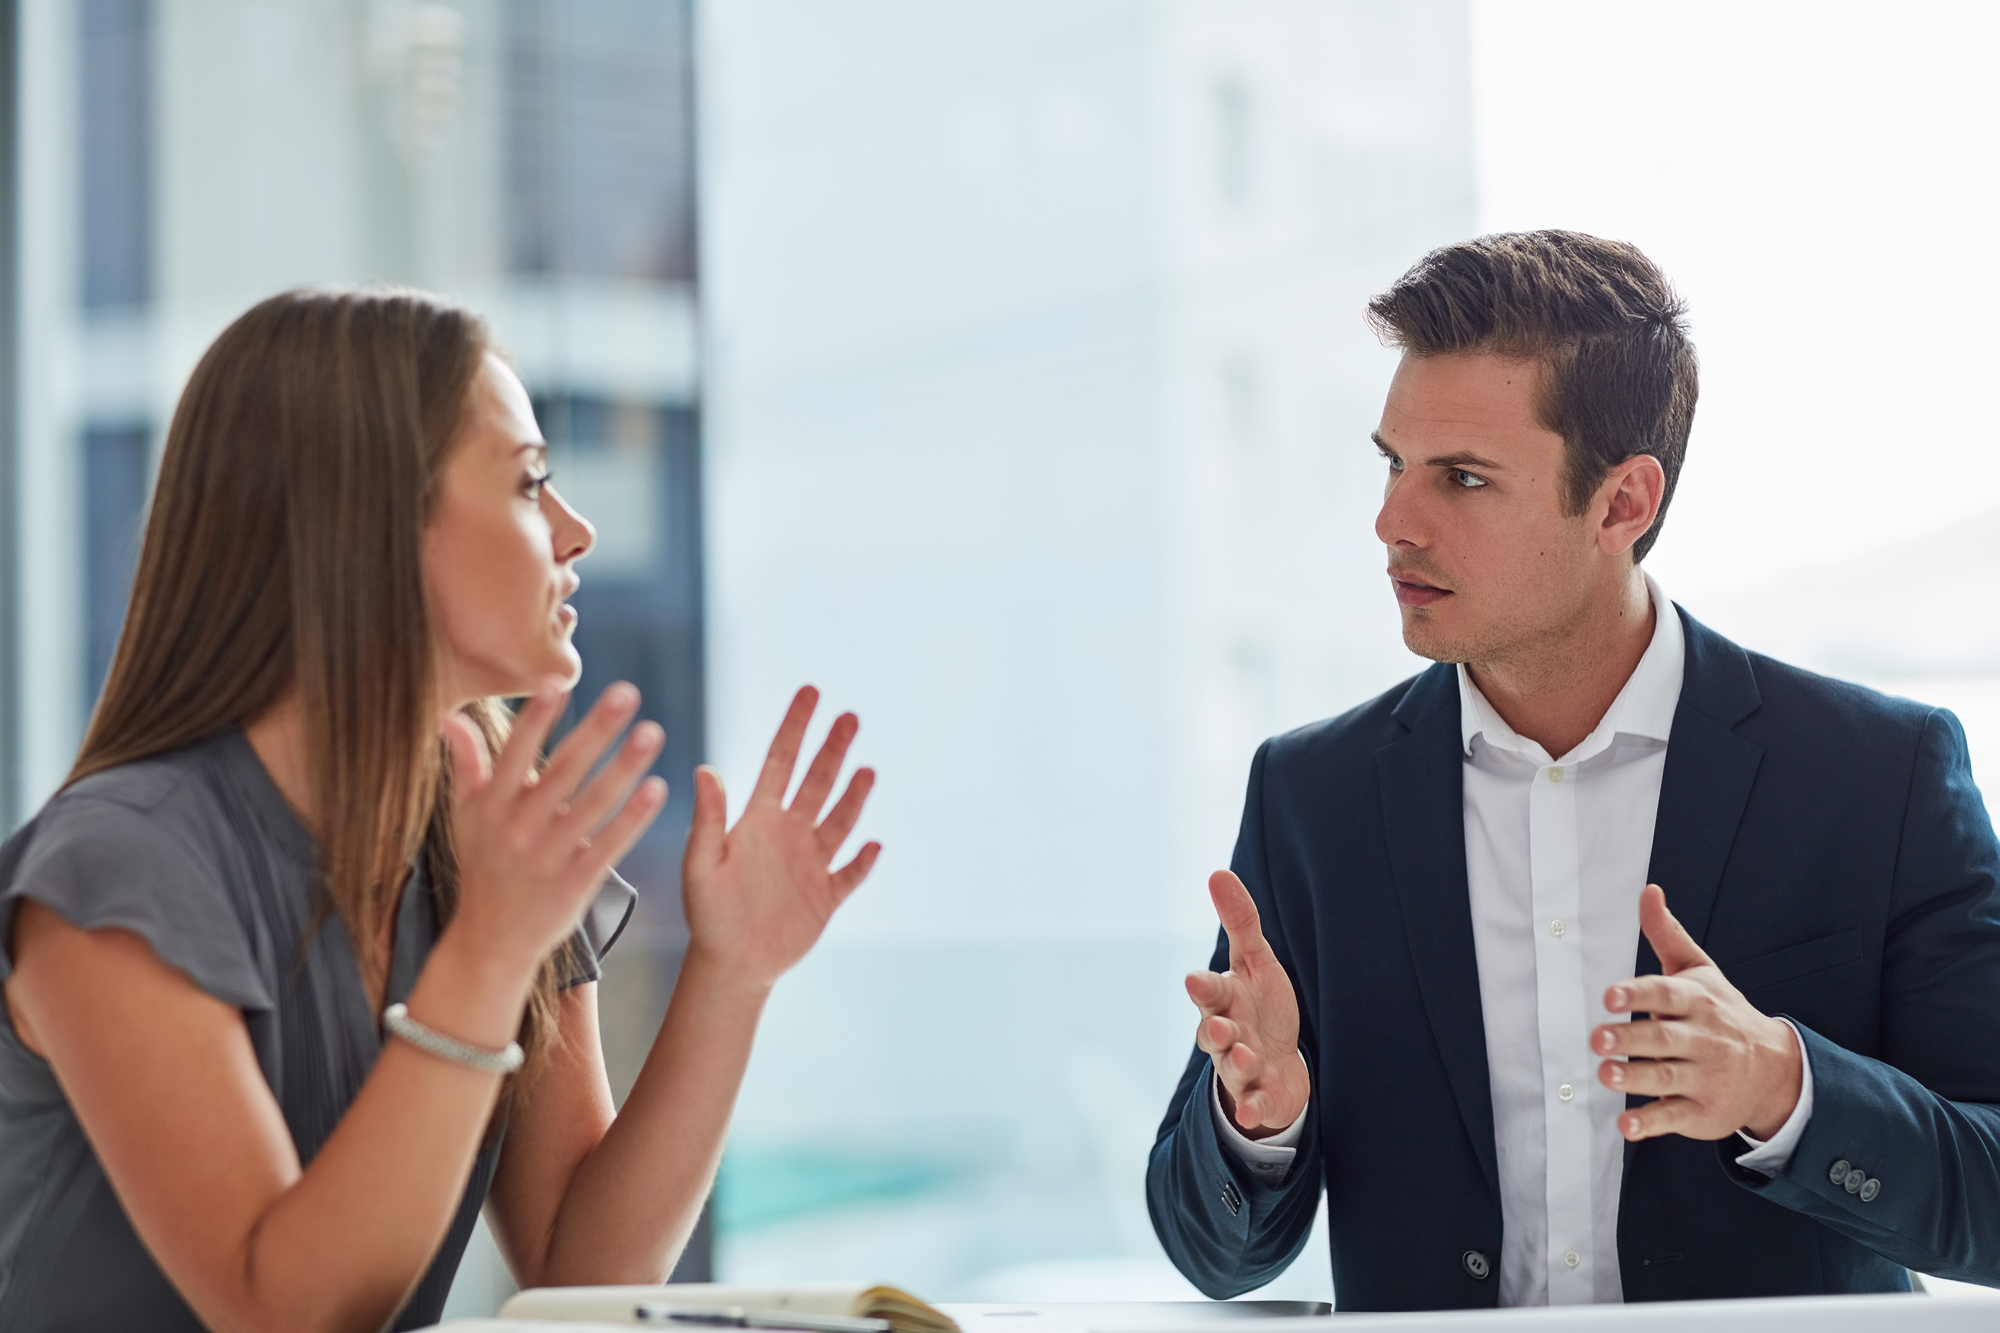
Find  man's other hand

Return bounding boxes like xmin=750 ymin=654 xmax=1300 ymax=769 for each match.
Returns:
xmin=1593 ymin=883 xmax=1804 ymax=1142
xmin=1186 ymin=870 xmax=1311 ymax=1139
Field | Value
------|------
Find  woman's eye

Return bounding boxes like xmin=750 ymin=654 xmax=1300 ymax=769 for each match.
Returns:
xmin=525 ymin=471 xmax=552 ymax=500
xmin=1450 ymin=469 xmax=1486 ymax=489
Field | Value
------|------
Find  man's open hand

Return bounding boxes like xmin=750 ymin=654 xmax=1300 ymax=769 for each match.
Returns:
xmin=1593 ymin=884 xmax=1803 ymax=1142
xmin=1186 ymin=871 xmax=1311 ymax=1138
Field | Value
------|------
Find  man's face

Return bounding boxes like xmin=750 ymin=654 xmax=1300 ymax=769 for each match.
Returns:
xmin=1373 ymin=352 xmax=1604 ymax=665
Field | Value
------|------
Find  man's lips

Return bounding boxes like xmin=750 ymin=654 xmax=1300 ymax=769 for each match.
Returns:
xmin=1389 ymin=568 xmax=1452 ymax=608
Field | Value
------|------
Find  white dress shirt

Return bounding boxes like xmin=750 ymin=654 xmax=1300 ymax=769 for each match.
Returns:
xmin=1212 ymin=576 xmax=1813 ymax=1304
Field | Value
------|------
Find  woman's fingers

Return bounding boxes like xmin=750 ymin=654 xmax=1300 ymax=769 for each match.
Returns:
xmin=815 ymin=768 xmax=876 ymax=854
xmin=558 ymin=720 xmax=664 ymax=837
xmin=750 ymin=687 xmax=819 ymax=807
xmin=685 ymin=766 xmax=727 ymax=870
xmin=491 ymin=678 xmax=570 ymax=796
xmin=574 ymin=776 xmax=668 ymax=881
xmin=529 ymin=682 xmax=642 ymax=817
xmin=789 ymin=713 xmax=858 ymax=821
xmin=828 ymin=841 xmax=881 ymax=902
xmin=440 ymin=712 xmax=494 ymax=805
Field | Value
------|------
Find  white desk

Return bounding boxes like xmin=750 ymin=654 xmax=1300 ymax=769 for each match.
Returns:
xmin=425 ymin=1289 xmax=1999 ymax=1332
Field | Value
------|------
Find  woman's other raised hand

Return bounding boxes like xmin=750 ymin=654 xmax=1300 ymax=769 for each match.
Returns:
xmin=681 ymin=686 xmax=880 ymax=991
xmin=441 ymin=679 xmax=667 ymax=977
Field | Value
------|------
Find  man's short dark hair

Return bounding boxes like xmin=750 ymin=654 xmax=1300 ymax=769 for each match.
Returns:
xmin=1366 ymin=230 xmax=1697 ymax=563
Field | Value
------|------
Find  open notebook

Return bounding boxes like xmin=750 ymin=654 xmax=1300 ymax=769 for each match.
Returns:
xmin=498 ymin=1283 xmax=960 ymax=1333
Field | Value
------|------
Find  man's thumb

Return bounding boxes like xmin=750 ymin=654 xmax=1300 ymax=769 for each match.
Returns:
xmin=1640 ymin=883 xmax=1711 ymax=974
xmin=1208 ymin=871 xmax=1266 ymax=958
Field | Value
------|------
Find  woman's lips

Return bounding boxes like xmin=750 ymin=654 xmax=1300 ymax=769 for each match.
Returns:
xmin=557 ymin=604 xmax=579 ymax=628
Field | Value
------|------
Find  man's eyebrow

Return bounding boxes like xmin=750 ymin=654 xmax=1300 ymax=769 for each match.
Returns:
xmin=1424 ymin=451 xmax=1504 ymax=472
xmin=1370 ymin=432 xmax=1504 ymax=472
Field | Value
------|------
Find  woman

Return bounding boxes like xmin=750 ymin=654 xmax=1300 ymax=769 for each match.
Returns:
xmin=0 ymin=287 xmax=879 ymax=1332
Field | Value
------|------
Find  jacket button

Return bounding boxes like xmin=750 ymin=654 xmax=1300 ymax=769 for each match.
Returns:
xmin=1843 ymin=1168 xmax=1867 ymax=1194
xmin=1828 ymin=1158 xmax=1851 ymax=1186
xmin=1462 ymin=1250 xmax=1491 ymax=1280
xmin=1859 ymin=1177 xmax=1881 ymax=1203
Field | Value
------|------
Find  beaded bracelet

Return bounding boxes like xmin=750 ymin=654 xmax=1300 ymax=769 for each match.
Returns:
xmin=383 ymin=1002 xmax=524 ymax=1075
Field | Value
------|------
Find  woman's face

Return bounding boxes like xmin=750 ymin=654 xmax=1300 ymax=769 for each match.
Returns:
xmin=424 ymin=353 xmax=595 ymax=705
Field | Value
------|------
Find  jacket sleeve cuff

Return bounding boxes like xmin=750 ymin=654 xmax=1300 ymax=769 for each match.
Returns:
xmin=1733 ymin=1017 xmax=1816 ymax=1177
xmin=1210 ymin=1065 xmax=1304 ymax=1186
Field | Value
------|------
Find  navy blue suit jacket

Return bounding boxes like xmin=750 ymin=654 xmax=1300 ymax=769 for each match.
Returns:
xmin=1147 ymin=608 xmax=2000 ymax=1309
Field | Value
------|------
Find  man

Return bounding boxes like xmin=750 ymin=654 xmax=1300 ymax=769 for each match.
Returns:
xmin=1146 ymin=231 xmax=2000 ymax=1309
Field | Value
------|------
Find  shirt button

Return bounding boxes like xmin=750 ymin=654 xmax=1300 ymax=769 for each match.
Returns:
xmin=1564 ymin=1249 xmax=1581 ymax=1268
xmin=1550 ymin=918 xmax=1566 ymax=938
xmin=1548 ymin=766 xmax=1564 ymax=783
xmin=1558 ymin=1083 xmax=1575 ymax=1102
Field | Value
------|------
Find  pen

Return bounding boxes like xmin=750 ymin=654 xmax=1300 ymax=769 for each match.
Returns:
xmin=636 ymin=1303 xmax=893 ymax=1333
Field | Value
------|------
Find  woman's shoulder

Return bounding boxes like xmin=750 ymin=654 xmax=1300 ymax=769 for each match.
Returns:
xmin=37 ymin=731 xmax=247 ymax=859
xmin=1 ymin=730 xmax=287 ymax=1009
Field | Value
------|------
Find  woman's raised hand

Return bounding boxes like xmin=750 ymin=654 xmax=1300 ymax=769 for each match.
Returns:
xmin=681 ymin=687 xmax=880 ymax=990
xmin=442 ymin=679 xmax=667 ymax=975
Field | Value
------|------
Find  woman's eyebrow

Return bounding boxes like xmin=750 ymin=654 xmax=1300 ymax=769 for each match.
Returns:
xmin=514 ymin=442 xmax=549 ymax=463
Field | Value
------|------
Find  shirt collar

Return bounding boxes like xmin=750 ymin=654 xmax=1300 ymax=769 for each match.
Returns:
xmin=1456 ymin=572 xmax=1685 ymax=763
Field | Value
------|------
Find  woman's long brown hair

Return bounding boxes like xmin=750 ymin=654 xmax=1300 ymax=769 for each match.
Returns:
xmin=68 ymin=285 xmax=566 ymax=1079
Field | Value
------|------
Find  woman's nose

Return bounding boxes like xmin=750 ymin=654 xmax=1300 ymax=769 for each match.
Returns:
xmin=545 ymin=485 xmax=596 ymax=563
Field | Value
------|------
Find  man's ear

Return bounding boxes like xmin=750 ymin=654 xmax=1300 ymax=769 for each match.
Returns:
xmin=1595 ymin=455 xmax=1666 ymax=557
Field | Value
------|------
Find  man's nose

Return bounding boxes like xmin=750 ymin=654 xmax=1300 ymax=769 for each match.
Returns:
xmin=1375 ymin=470 xmax=1424 ymax=550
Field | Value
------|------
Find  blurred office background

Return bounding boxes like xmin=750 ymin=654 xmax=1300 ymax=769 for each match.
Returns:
xmin=2 ymin=0 xmax=1998 ymax=1316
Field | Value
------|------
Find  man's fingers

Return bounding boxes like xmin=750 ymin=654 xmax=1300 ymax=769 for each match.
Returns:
xmin=1593 ymin=1016 xmax=1695 ymax=1059
xmin=1197 ymin=1014 xmax=1242 ymax=1056
xmin=1639 ymin=883 xmax=1713 ymax=976
xmin=1599 ymin=1055 xmax=1701 ymax=1100
xmin=1225 ymin=1040 xmax=1264 ymax=1082
xmin=1618 ymin=1095 xmax=1698 ymax=1142
xmin=1184 ymin=969 xmax=1234 ymax=1017
xmin=750 ymin=686 xmax=820 ymax=807
xmin=790 ymin=712 xmax=859 ymax=822
xmin=1604 ymin=974 xmax=1702 ymax=1018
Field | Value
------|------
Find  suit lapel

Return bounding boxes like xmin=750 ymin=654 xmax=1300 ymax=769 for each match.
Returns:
xmin=1626 ymin=608 xmax=1764 ymax=1176
xmin=1638 ymin=608 xmax=1765 ymax=971
xmin=1379 ymin=664 xmax=1499 ymax=1201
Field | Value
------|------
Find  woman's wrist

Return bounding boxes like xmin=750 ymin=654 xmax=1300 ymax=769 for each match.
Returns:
xmin=405 ymin=920 xmax=541 ymax=1050
xmin=677 ymin=941 xmax=779 ymax=1007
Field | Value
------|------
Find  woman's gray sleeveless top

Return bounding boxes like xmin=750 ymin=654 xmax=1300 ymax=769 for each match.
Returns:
xmin=0 ymin=727 xmax=633 ymax=1331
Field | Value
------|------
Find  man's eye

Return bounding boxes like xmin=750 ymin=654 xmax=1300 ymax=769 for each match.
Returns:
xmin=1380 ymin=452 xmax=1403 ymax=473
xmin=1450 ymin=469 xmax=1486 ymax=489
